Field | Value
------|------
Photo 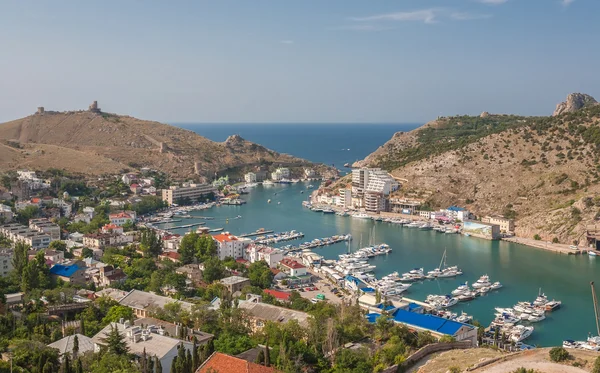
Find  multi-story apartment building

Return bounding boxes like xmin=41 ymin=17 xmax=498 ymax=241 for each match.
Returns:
xmin=212 ymin=232 xmax=251 ymax=260
xmin=161 ymin=183 xmax=216 ymax=205
xmin=29 ymin=218 xmax=61 ymax=241
xmin=0 ymin=204 xmax=13 ymax=223
xmin=271 ymin=168 xmax=290 ymax=181
xmin=0 ymin=249 xmax=13 ymax=277
xmin=351 ymin=168 xmax=399 ymax=213
xmin=0 ymin=223 xmax=51 ymax=249
xmin=245 ymin=245 xmax=284 ymax=268
xmin=338 ymin=188 xmax=352 ymax=209
xmin=244 ymin=172 xmax=257 ymax=183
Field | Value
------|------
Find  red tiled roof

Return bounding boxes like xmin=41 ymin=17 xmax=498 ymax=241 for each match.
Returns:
xmin=236 ymin=258 xmax=249 ymax=263
xmin=269 ymin=268 xmax=281 ymax=275
xmin=263 ymin=289 xmax=291 ymax=301
xmin=130 ymin=183 xmax=140 ymax=188
xmin=213 ymin=233 xmax=238 ymax=243
xmin=109 ymin=212 xmax=132 ymax=219
xmin=196 ymin=352 xmax=280 ymax=373
xmin=31 ymin=198 xmax=41 ymax=203
xmin=279 ymin=258 xmax=305 ymax=270
xmin=160 ymin=252 xmax=181 ymax=260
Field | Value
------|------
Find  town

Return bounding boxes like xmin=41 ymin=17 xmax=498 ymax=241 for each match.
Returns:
xmin=1 ymin=167 xmax=473 ymax=373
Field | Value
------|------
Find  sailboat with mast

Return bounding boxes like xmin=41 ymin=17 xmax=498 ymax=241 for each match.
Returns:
xmin=427 ymin=249 xmax=463 ymax=278
xmin=563 ymin=282 xmax=600 ymax=351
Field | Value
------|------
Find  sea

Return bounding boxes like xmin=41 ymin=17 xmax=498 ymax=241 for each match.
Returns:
xmin=164 ymin=123 xmax=600 ymax=347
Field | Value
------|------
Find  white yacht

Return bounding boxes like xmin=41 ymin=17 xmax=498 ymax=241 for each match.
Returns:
xmin=472 ymin=275 xmax=491 ymax=289
xmin=491 ymin=282 xmax=503 ymax=290
xmin=451 ymin=282 xmax=470 ymax=296
xmin=456 ymin=312 xmax=473 ymax=324
xmin=352 ymin=212 xmax=371 ymax=219
xmin=406 ymin=221 xmax=421 ymax=228
xmin=263 ymin=180 xmax=275 ymax=186
xmin=509 ymin=325 xmax=534 ymax=342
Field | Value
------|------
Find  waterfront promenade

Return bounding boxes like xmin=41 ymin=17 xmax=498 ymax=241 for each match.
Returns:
xmin=502 ymin=236 xmax=579 ymax=255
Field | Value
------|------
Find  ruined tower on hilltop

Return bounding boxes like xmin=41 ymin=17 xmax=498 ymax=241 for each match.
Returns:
xmin=88 ymin=101 xmax=101 ymax=113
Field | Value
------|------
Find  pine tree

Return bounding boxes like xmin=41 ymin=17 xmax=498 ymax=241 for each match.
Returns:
xmin=72 ymin=334 xmax=79 ymax=357
xmin=60 ymin=354 xmax=72 ymax=373
xmin=154 ymin=356 xmax=162 ymax=373
xmin=255 ymin=350 xmax=265 ymax=365
xmin=192 ymin=340 xmax=198 ymax=371
xmin=37 ymin=354 xmax=44 ymax=373
xmin=101 ymin=324 xmax=129 ymax=355
xmin=42 ymin=361 xmax=54 ymax=373
xmin=141 ymin=347 xmax=148 ymax=373
xmin=185 ymin=348 xmax=192 ymax=373
xmin=170 ymin=356 xmax=177 ymax=373
xmin=74 ymin=358 xmax=83 ymax=373
xmin=79 ymin=314 xmax=86 ymax=336
xmin=264 ymin=340 xmax=270 ymax=367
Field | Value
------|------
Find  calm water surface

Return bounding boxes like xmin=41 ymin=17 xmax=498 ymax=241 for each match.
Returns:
xmin=159 ymin=183 xmax=600 ymax=347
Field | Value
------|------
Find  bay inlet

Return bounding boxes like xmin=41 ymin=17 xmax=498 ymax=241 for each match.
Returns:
xmin=158 ymin=182 xmax=599 ymax=347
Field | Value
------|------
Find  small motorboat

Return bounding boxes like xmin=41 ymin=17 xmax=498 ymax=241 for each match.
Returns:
xmin=590 ymin=251 xmax=598 ymax=257
xmin=491 ymin=282 xmax=503 ymax=290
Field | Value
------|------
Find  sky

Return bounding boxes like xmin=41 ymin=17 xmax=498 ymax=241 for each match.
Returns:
xmin=0 ymin=0 xmax=598 ymax=123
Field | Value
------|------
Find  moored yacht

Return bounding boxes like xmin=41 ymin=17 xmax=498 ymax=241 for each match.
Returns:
xmin=472 ymin=275 xmax=491 ymax=289
xmin=352 ymin=212 xmax=371 ymax=219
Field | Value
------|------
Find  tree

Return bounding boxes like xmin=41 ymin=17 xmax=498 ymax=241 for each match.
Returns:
xmin=248 ymin=261 xmax=274 ymax=289
xmin=81 ymin=247 xmax=94 ymax=258
xmin=202 ymin=257 xmax=224 ymax=283
xmin=140 ymin=229 xmax=162 ymax=258
xmin=72 ymin=334 xmax=79 ymax=357
xmin=333 ymin=348 xmax=374 ymax=373
xmin=533 ymin=234 xmax=542 ymax=241
xmin=102 ymin=305 xmax=134 ymax=324
xmin=549 ymin=347 xmax=569 ymax=362
xmin=49 ymin=240 xmax=68 ymax=252
xmin=100 ymin=325 xmax=130 ymax=355
xmin=593 ymin=356 xmax=600 ymax=373
xmin=74 ymin=358 xmax=83 ymax=373
xmin=179 ymin=232 xmax=199 ymax=264
xmin=154 ymin=356 xmax=162 ymax=373
xmin=195 ymin=235 xmax=216 ymax=261
xmin=12 ymin=241 xmax=30 ymax=274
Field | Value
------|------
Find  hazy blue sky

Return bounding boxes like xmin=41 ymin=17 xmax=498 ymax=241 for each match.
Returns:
xmin=1 ymin=0 xmax=598 ymax=123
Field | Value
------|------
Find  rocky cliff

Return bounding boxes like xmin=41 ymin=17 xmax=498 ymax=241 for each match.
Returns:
xmin=357 ymin=93 xmax=600 ymax=243
xmin=553 ymin=93 xmax=597 ymax=116
xmin=0 ymin=108 xmax=321 ymax=178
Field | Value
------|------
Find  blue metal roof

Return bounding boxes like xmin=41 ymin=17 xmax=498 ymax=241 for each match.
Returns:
xmin=362 ymin=287 xmax=375 ymax=293
xmin=365 ymin=313 xmax=381 ymax=323
xmin=391 ymin=309 xmax=473 ymax=336
xmin=447 ymin=206 xmax=465 ymax=212
xmin=407 ymin=302 xmax=422 ymax=312
xmin=50 ymin=264 xmax=81 ymax=277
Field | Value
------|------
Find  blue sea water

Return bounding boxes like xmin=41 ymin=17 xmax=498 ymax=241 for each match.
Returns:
xmin=174 ymin=123 xmax=419 ymax=169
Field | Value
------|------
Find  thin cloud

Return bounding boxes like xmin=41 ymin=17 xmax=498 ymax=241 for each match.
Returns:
xmin=351 ymin=9 xmax=440 ymax=24
xmin=561 ymin=0 xmax=575 ymax=6
xmin=476 ymin=0 xmax=508 ymax=4
xmin=450 ymin=12 xmax=492 ymax=20
xmin=279 ymin=40 xmax=294 ymax=44
xmin=351 ymin=8 xmax=491 ymax=25
xmin=330 ymin=24 xmax=395 ymax=32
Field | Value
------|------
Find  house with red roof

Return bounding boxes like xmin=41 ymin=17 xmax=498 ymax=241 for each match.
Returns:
xmin=158 ymin=251 xmax=181 ymax=263
xmin=109 ymin=211 xmax=136 ymax=226
xmin=101 ymin=223 xmax=124 ymax=234
xmin=196 ymin=352 xmax=280 ymax=373
xmin=278 ymin=258 xmax=307 ymax=277
xmin=263 ymin=289 xmax=291 ymax=302
xmin=130 ymin=183 xmax=141 ymax=194
xmin=212 ymin=232 xmax=251 ymax=260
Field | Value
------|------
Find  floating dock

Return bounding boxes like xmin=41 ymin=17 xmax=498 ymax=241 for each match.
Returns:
xmin=283 ymin=234 xmax=351 ymax=252
xmin=254 ymin=231 xmax=305 ymax=245
xmin=240 ymin=230 xmax=275 ymax=238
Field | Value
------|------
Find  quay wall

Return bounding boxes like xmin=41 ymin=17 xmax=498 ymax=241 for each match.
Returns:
xmin=386 ymin=341 xmax=473 ymax=372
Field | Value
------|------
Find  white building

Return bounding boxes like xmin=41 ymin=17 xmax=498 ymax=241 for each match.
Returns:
xmin=245 ymin=245 xmax=284 ymax=268
xmin=92 ymin=321 xmax=193 ymax=373
xmin=444 ymin=206 xmax=469 ymax=221
xmin=0 ymin=223 xmax=51 ymax=249
xmin=0 ymin=204 xmax=13 ymax=223
xmin=271 ymin=167 xmax=290 ymax=181
xmin=109 ymin=211 xmax=136 ymax=226
xmin=212 ymin=232 xmax=251 ymax=260
xmin=29 ymin=218 xmax=61 ymax=241
xmin=0 ymin=249 xmax=13 ymax=277
xmin=244 ymin=172 xmax=257 ymax=183
xmin=161 ymin=183 xmax=216 ymax=205
xmin=304 ymin=168 xmax=316 ymax=179
xmin=338 ymin=188 xmax=352 ymax=209
xmin=279 ymin=258 xmax=307 ymax=277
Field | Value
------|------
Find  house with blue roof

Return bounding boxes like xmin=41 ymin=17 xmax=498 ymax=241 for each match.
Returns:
xmin=444 ymin=206 xmax=470 ymax=221
xmin=367 ymin=309 xmax=477 ymax=345
xmin=49 ymin=262 xmax=87 ymax=284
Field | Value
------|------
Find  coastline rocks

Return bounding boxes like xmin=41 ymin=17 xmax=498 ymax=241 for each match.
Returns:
xmin=553 ymin=93 xmax=597 ymax=116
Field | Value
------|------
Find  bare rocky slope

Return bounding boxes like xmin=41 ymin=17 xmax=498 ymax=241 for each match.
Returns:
xmin=356 ymin=93 xmax=600 ymax=243
xmin=0 ymin=108 xmax=322 ymax=179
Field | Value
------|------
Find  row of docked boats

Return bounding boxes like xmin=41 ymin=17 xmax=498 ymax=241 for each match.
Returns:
xmin=283 ymin=234 xmax=352 ymax=252
xmin=489 ymin=290 xmax=562 ymax=343
xmin=338 ymin=244 xmax=392 ymax=260
xmin=253 ymin=230 xmax=304 ymax=245
xmin=451 ymin=276 xmax=503 ymax=299
xmin=434 ymin=310 xmax=474 ymax=324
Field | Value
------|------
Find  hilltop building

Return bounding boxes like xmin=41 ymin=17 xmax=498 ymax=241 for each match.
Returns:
xmin=88 ymin=100 xmax=101 ymax=113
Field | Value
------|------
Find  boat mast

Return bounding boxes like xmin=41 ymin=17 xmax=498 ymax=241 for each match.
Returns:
xmin=439 ymin=249 xmax=446 ymax=269
xmin=592 ymin=282 xmax=600 ymax=337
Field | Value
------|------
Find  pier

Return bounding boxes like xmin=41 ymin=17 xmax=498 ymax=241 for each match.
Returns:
xmin=254 ymin=231 xmax=305 ymax=245
xmin=283 ymin=234 xmax=351 ymax=252
xmin=240 ymin=230 xmax=275 ymax=238
xmin=163 ymin=222 xmax=206 ymax=230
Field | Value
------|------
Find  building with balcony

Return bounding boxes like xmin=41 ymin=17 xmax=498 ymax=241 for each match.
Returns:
xmin=161 ymin=183 xmax=216 ymax=205
xmin=212 ymin=232 xmax=251 ymax=260
xmin=244 ymin=172 xmax=257 ymax=183
xmin=29 ymin=218 xmax=61 ymax=241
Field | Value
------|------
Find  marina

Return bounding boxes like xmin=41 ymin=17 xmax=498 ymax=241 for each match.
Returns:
xmin=163 ymin=182 xmax=600 ymax=347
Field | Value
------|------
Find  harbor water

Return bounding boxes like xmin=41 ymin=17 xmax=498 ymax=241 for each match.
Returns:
xmin=158 ymin=182 xmax=600 ymax=347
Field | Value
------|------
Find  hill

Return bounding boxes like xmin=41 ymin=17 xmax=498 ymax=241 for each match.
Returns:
xmin=0 ymin=104 xmax=323 ymax=179
xmin=356 ymin=93 xmax=600 ymax=243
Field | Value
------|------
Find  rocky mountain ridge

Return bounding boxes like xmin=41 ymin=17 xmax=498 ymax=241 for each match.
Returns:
xmin=553 ymin=93 xmax=598 ymax=117
xmin=357 ymin=93 xmax=600 ymax=243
